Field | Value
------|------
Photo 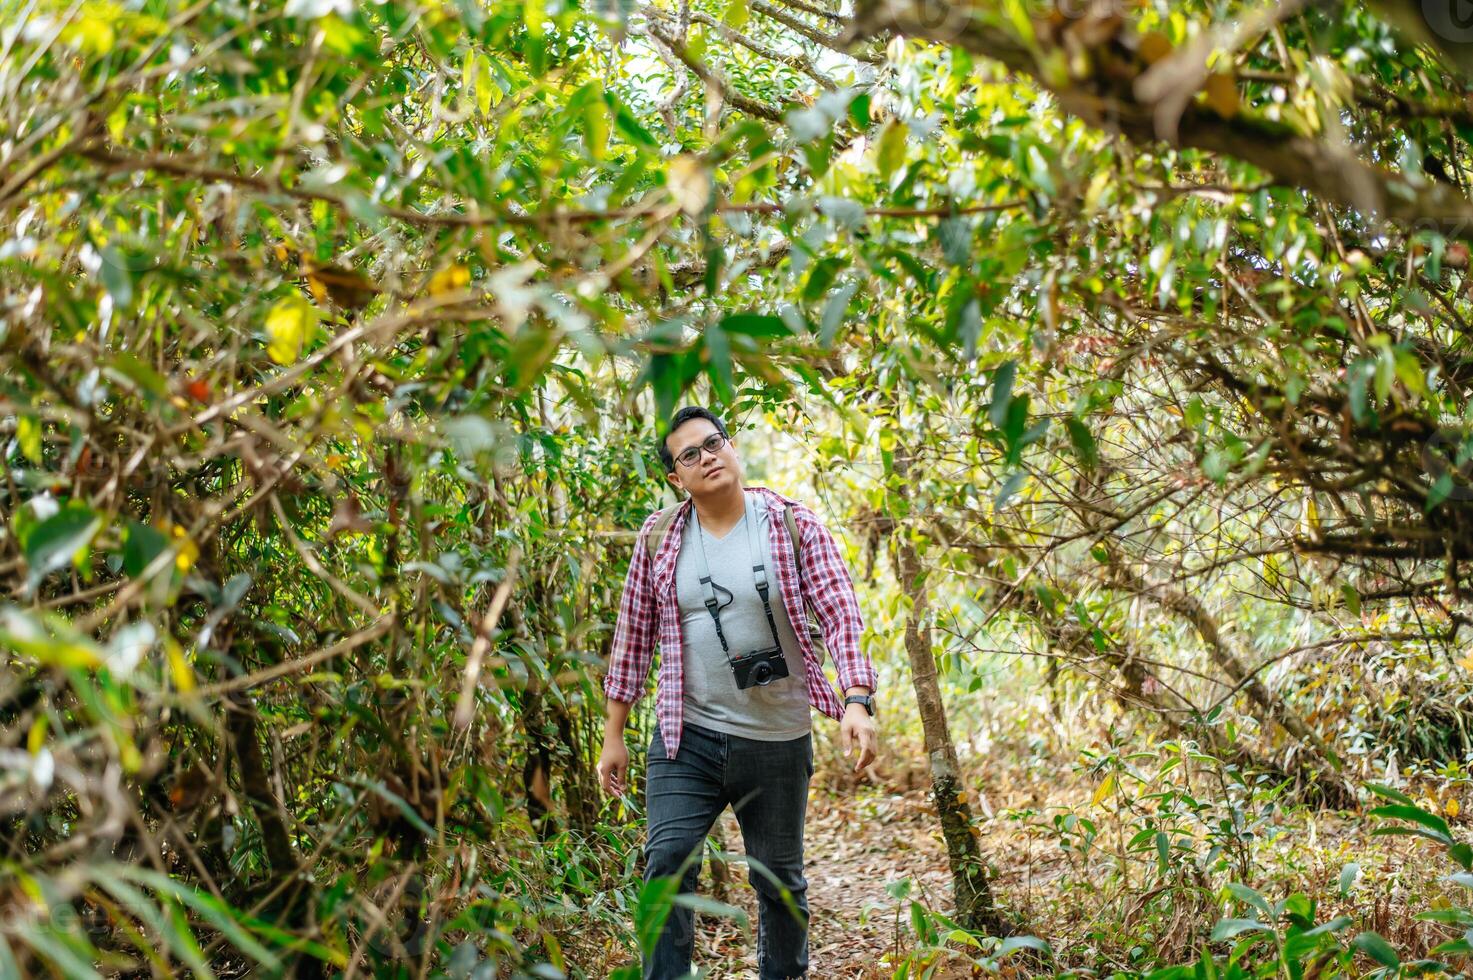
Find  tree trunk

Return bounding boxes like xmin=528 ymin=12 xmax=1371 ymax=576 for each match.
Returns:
xmin=890 ymin=474 xmax=1010 ymax=935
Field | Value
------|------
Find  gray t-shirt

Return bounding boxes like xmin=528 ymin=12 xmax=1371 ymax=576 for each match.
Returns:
xmin=676 ymin=494 xmax=811 ymax=740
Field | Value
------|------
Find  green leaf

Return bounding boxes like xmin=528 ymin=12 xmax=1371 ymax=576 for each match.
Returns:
xmin=635 ymin=875 xmax=681 ymax=955
xmin=119 ymin=866 xmax=282 ymax=972
xmin=0 ymin=930 xmax=19 ymax=978
xmin=1375 ymin=346 xmax=1395 ymax=404
xmin=1368 ymin=803 xmax=1453 ymax=843
xmin=107 ymin=352 xmax=171 ymax=402
xmin=671 ymin=892 xmax=749 ymax=928
xmin=99 ymin=245 xmax=133 ymax=308
xmin=1210 ymin=918 xmax=1270 ymax=941
xmin=1339 ymin=862 xmax=1360 ymax=896
xmin=1429 ymin=472 xmax=1454 ymax=510
xmin=989 ymin=361 xmax=1016 ymax=428
xmin=0 ymin=606 xmax=105 ymax=669
xmin=995 ymin=470 xmax=1026 ymax=510
xmin=877 ymin=120 xmax=907 ymax=183
xmin=910 ymin=900 xmax=933 ymax=944
xmin=1370 ymin=825 xmax=1455 ymax=846
xmin=1351 ymin=931 xmax=1400 ymax=968
xmin=1065 ymin=418 xmax=1098 ymax=470
xmin=1348 ymin=359 xmax=1370 ymax=422
xmin=1366 ymin=783 xmax=1415 ymax=805
xmin=12 ymin=925 xmax=104 ymax=980
xmin=524 ymin=0 xmax=545 ymax=38
xmin=469 ymin=52 xmax=497 ymax=116
xmin=820 ymin=282 xmax=859 ymax=347
xmin=1225 ymin=882 xmax=1271 ymax=917
xmin=613 ymin=98 xmax=657 ymax=147
xmin=937 ymin=217 xmax=971 ymax=266
xmin=1283 ymin=916 xmax=1352 ymax=960
xmin=90 ymin=867 xmax=214 ymax=978
xmin=802 ymin=257 xmax=843 ymax=302
xmin=955 ymin=297 xmax=982 ymax=360
xmin=722 ymin=0 xmax=749 ymax=29
xmin=1002 ymin=394 xmax=1029 ymax=460
xmin=1202 ymin=449 xmax=1230 ymax=483
xmin=1430 ymin=935 xmax=1473 ymax=955
xmin=719 ymin=313 xmax=792 ymax=338
xmin=582 ymin=87 xmax=608 ymax=158
xmin=123 ymin=521 xmax=170 ymax=578
xmin=345 ymin=776 xmax=435 ymax=837
xmin=16 ymin=415 xmax=42 ymax=464
xmin=24 ymin=503 xmax=102 ymax=591
xmin=998 ymin=935 xmax=1050 ymax=956
xmin=704 ymin=324 xmax=735 ymax=405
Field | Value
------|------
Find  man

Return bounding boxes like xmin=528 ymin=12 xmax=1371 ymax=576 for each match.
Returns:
xmin=598 ymin=406 xmax=880 ymax=980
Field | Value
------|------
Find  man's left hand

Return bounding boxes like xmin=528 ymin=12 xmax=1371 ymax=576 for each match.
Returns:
xmin=841 ymin=704 xmax=878 ymax=773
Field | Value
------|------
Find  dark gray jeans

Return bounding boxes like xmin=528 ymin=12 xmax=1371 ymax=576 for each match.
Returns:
xmin=643 ymin=722 xmax=813 ymax=980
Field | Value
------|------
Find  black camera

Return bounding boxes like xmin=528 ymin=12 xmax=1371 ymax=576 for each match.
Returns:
xmin=729 ymin=646 xmax=789 ymax=689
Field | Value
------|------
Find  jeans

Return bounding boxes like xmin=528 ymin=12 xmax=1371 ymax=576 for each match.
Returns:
xmin=642 ymin=723 xmax=813 ymax=980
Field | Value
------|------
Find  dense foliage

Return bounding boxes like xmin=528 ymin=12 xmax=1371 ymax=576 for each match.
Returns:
xmin=8 ymin=0 xmax=1473 ymax=975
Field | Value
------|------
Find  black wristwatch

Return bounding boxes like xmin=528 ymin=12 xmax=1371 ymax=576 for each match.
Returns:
xmin=844 ymin=694 xmax=875 ymax=716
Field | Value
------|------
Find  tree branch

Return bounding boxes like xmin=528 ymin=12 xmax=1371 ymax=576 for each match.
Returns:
xmin=846 ymin=0 xmax=1473 ymax=240
xmin=645 ymin=21 xmax=788 ymax=123
xmin=756 ymin=0 xmax=883 ymax=63
xmin=649 ymin=5 xmax=838 ymax=90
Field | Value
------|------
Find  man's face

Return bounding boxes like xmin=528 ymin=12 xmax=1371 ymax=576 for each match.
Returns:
xmin=665 ymin=418 xmax=739 ymax=497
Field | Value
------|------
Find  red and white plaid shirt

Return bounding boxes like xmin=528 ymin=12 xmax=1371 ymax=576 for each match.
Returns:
xmin=604 ymin=485 xmax=878 ymax=759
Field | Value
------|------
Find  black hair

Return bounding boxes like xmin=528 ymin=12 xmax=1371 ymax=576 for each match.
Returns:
xmin=659 ymin=406 xmax=730 ymax=473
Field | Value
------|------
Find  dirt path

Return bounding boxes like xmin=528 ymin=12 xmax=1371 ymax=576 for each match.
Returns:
xmin=692 ymin=787 xmax=962 ymax=978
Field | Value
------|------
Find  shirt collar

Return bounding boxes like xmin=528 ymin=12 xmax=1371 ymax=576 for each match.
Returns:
xmin=674 ymin=485 xmax=797 ymax=515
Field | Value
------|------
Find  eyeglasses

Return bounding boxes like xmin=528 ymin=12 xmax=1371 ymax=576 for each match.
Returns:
xmin=674 ymin=432 xmax=728 ymax=468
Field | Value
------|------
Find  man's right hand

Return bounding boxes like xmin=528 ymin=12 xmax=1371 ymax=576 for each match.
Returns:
xmin=597 ymin=737 xmax=630 ymax=797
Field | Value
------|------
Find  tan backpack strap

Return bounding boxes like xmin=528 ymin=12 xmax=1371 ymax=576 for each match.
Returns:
xmin=782 ymin=504 xmax=802 ymax=566
xmin=641 ymin=505 xmax=682 ymax=564
xmin=784 ymin=504 xmax=828 ymax=666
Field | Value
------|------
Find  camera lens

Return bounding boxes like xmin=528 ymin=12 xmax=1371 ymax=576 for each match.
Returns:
xmin=753 ymin=661 xmax=773 ymax=685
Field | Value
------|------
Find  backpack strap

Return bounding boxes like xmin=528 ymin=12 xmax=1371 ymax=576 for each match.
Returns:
xmin=783 ymin=503 xmax=828 ymax=667
xmin=640 ymin=503 xmax=684 ymax=564
xmin=782 ymin=504 xmax=802 ymax=564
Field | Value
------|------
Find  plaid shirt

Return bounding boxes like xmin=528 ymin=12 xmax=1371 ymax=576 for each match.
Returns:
xmin=604 ymin=485 xmax=878 ymax=760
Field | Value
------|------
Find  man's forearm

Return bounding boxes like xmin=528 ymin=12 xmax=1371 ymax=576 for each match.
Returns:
xmin=604 ymin=697 xmax=634 ymax=739
xmin=844 ymin=686 xmax=871 ymax=698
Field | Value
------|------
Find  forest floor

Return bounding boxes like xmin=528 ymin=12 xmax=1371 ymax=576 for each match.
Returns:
xmin=668 ymin=744 xmax=1467 ymax=979
xmin=686 ymin=740 xmax=1054 ymax=978
xmin=694 ymin=784 xmax=976 ymax=978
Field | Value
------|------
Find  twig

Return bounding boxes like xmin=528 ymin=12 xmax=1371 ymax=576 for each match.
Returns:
xmin=453 ymin=550 xmax=522 ymax=729
xmin=186 ymin=615 xmax=394 ymax=700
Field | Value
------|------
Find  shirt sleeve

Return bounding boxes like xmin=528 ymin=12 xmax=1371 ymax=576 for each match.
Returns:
xmin=793 ymin=504 xmax=878 ymax=695
xmin=603 ymin=510 xmax=662 ymax=704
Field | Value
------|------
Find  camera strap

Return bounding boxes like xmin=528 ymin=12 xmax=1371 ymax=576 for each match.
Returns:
xmin=690 ymin=492 xmax=785 ymax=660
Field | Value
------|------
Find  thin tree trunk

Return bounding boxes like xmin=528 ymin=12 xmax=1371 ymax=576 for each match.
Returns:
xmin=891 ymin=453 xmax=1010 ymax=935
